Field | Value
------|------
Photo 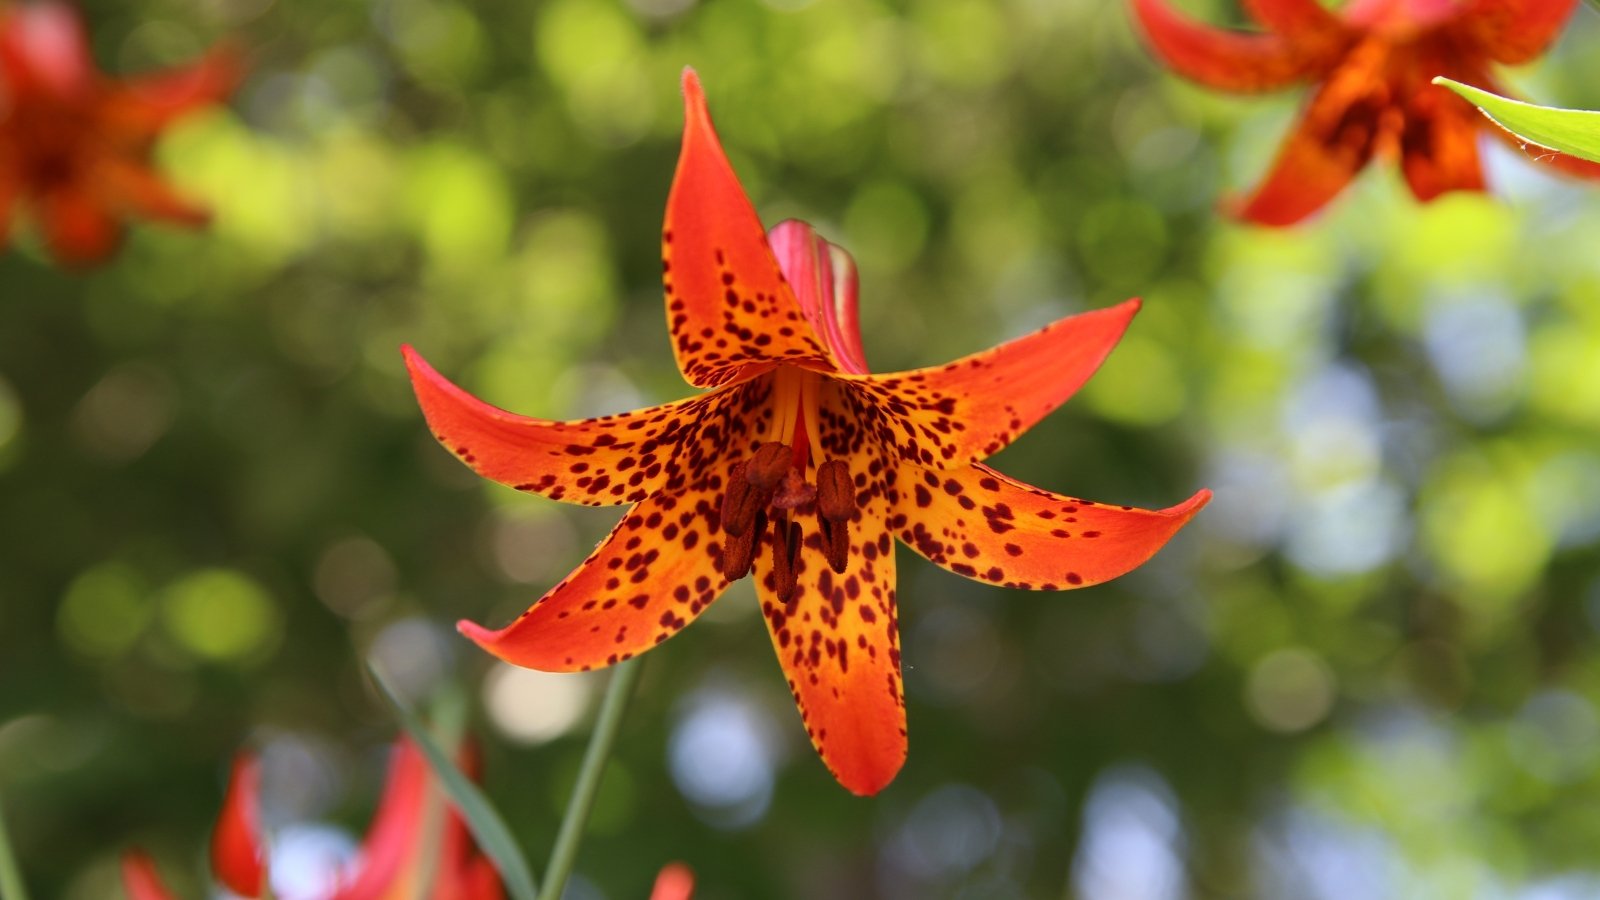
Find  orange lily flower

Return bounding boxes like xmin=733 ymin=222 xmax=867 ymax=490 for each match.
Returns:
xmin=121 ymin=738 xmax=504 ymax=899
xmin=1131 ymin=0 xmax=1600 ymax=225
xmin=406 ymin=70 xmax=1209 ymax=796
xmin=0 ymin=1 xmax=239 ymax=265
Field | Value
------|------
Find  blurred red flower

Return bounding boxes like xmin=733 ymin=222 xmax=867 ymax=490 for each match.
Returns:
xmin=406 ymin=69 xmax=1209 ymax=796
xmin=1131 ymin=0 xmax=1600 ymax=225
xmin=121 ymin=738 xmax=503 ymax=899
xmin=0 ymin=1 xmax=238 ymax=265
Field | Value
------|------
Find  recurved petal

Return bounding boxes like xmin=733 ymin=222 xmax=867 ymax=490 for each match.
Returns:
xmin=894 ymin=462 xmax=1209 ymax=590
xmin=211 ymin=754 xmax=266 ymax=898
xmin=1131 ymin=0 xmax=1319 ymax=92
xmin=105 ymin=44 xmax=243 ymax=134
xmin=1399 ymin=80 xmax=1486 ymax=202
xmin=650 ymin=864 xmax=696 ymax=900
xmin=1229 ymin=38 xmax=1393 ymax=226
xmin=1242 ymin=0 xmax=1347 ymax=38
xmin=768 ymin=219 xmax=869 ymax=375
xmin=838 ymin=299 xmax=1139 ymax=470
xmin=36 ymin=184 xmax=123 ymax=266
xmin=330 ymin=741 xmax=428 ymax=900
xmin=121 ymin=852 xmax=179 ymax=900
xmin=93 ymin=158 xmax=211 ymax=226
xmin=756 ymin=388 xmax=905 ymax=796
xmin=459 ymin=484 xmax=732 ymax=671
xmin=0 ymin=2 xmax=93 ymax=98
xmin=405 ymin=345 xmax=746 ymax=506
xmin=663 ymin=69 xmax=833 ymax=388
xmin=1460 ymin=0 xmax=1577 ymax=64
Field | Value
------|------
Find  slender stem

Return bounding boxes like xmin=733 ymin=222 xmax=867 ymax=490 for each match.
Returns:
xmin=0 ymin=794 xmax=31 ymax=900
xmin=537 ymin=658 xmax=643 ymax=900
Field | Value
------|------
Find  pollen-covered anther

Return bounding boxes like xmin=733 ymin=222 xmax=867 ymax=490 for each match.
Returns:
xmin=815 ymin=458 xmax=855 ymax=574
xmin=721 ymin=509 xmax=765 ymax=580
xmin=721 ymin=460 xmax=761 ymax=536
xmin=746 ymin=442 xmax=792 ymax=490
xmin=771 ymin=518 xmax=801 ymax=602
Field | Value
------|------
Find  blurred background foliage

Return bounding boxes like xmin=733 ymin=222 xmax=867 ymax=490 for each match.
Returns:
xmin=5 ymin=0 xmax=1600 ymax=896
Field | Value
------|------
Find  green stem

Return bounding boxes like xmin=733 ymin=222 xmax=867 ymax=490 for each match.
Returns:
xmin=537 ymin=658 xmax=643 ymax=900
xmin=0 ymin=794 xmax=31 ymax=900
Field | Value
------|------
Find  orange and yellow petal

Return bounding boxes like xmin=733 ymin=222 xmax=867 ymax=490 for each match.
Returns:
xmin=768 ymin=219 xmax=869 ymax=375
xmin=756 ymin=389 xmax=905 ymax=796
xmin=1461 ymin=0 xmax=1577 ymax=64
xmin=404 ymin=345 xmax=748 ymax=507
xmin=1131 ymin=0 xmax=1323 ymax=93
xmin=210 ymin=754 xmax=265 ymax=898
xmin=1229 ymin=38 xmax=1393 ymax=226
xmin=839 ymin=299 xmax=1140 ymax=469
xmin=894 ymin=462 xmax=1209 ymax=590
xmin=120 ymin=852 xmax=179 ymax=900
xmin=459 ymin=485 xmax=732 ymax=671
xmin=36 ymin=184 xmax=122 ymax=265
xmin=663 ymin=69 xmax=833 ymax=388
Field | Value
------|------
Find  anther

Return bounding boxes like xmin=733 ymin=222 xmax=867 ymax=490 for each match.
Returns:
xmin=771 ymin=518 xmax=801 ymax=602
xmin=720 ymin=510 xmax=765 ymax=580
xmin=745 ymin=442 xmax=792 ymax=491
xmin=815 ymin=459 xmax=855 ymax=574
xmin=721 ymin=461 xmax=761 ymax=536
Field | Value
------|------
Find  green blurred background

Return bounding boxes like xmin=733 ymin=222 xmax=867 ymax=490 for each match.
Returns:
xmin=6 ymin=0 xmax=1600 ymax=896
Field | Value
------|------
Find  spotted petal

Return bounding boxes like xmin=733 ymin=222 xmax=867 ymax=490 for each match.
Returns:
xmin=1461 ymin=0 xmax=1577 ymax=64
xmin=405 ymin=345 xmax=742 ymax=507
xmin=663 ymin=69 xmax=833 ymax=388
xmin=211 ymin=754 xmax=265 ymax=898
xmin=1131 ymin=0 xmax=1323 ymax=92
xmin=895 ymin=462 xmax=1210 ymax=590
xmin=756 ymin=382 xmax=905 ymax=796
xmin=840 ymin=299 xmax=1140 ymax=469
xmin=458 ymin=483 xmax=732 ymax=671
xmin=120 ymin=852 xmax=178 ymax=900
xmin=1230 ymin=38 xmax=1393 ymax=226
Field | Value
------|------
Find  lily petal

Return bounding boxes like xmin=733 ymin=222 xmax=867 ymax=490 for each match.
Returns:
xmin=104 ymin=44 xmax=243 ymax=135
xmin=840 ymin=299 xmax=1140 ymax=469
xmin=768 ymin=219 xmax=870 ymax=375
xmin=210 ymin=754 xmax=265 ymax=899
xmin=894 ymin=462 xmax=1210 ymax=590
xmin=405 ymin=345 xmax=748 ymax=506
xmin=1399 ymin=77 xmax=1486 ymax=202
xmin=459 ymin=483 xmax=731 ymax=671
xmin=93 ymin=158 xmax=211 ymax=226
xmin=1130 ymin=0 xmax=1320 ymax=92
xmin=650 ymin=864 xmax=696 ymax=900
xmin=663 ymin=69 xmax=833 ymax=388
xmin=1230 ymin=38 xmax=1393 ymax=226
xmin=1242 ymin=0 xmax=1347 ymax=39
xmin=757 ymin=384 xmax=905 ymax=796
xmin=36 ymin=184 xmax=122 ymax=265
xmin=0 ymin=2 xmax=92 ymax=99
xmin=329 ymin=741 xmax=428 ymax=900
xmin=1461 ymin=0 xmax=1577 ymax=64
xmin=120 ymin=852 xmax=179 ymax=900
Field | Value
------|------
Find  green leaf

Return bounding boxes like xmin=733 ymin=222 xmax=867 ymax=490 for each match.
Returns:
xmin=0 ymin=794 xmax=31 ymax=900
xmin=1433 ymin=77 xmax=1600 ymax=164
xmin=367 ymin=663 xmax=540 ymax=900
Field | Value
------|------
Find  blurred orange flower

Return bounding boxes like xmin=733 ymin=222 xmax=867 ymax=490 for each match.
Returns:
xmin=121 ymin=738 xmax=503 ymax=899
xmin=406 ymin=69 xmax=1208 ymax=796
xmin=0 ymin=1 xmax=239 ymax=265
xmin=1132 ymin=0 xmax=1600 ymax=225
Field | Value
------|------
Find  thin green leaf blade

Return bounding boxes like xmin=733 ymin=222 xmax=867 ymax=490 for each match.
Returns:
xmin=368 ymin=663 xmax=540 ymax=900
xmin=1434 ymin=77 xmax=1600 ymax=163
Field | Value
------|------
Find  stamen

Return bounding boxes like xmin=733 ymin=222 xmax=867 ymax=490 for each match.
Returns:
xmin=721 ymin=460 xmax=759 ymax=536
xmin=721 ymin=509 xmax=764 ymax=580
xmin=815 ymin=459 xmax=855 ymax=575
xmin=746 ymin=442 xmax=791 ymax=491
xmin=771 ymin=517 xmax=801 ymax=602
